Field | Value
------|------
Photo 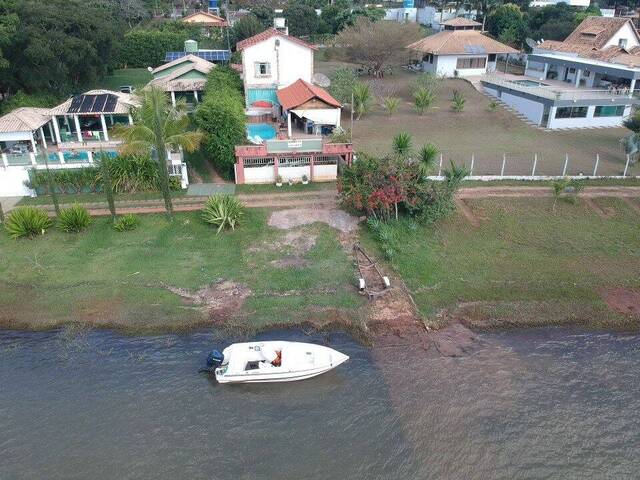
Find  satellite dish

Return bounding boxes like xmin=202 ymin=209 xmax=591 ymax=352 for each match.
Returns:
xmin=312 ymin=72 xmax=331 ymax=88
xmin=525 ymin=38 xmax=538 ymax=49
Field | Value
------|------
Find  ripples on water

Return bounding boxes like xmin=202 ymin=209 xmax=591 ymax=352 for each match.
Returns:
xmin=0 ymin=328 xmax=638 ymax=479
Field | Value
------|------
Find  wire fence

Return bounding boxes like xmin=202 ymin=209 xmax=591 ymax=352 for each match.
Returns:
xmin=432 ymin=150 xmax=640 ymax=179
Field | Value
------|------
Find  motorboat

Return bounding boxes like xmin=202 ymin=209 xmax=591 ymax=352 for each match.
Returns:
xmin=206 ymin=341 xmax=349 ymax=384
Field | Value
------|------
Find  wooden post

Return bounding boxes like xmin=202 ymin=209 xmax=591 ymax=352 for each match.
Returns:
xmin=501 ymin=154 xmax=506 ymax=177
xmin=531 ymin=154 xmax=537 ymax=176
xmin=593 ymin=154 xmax=599 ymax=177
xmin=562 ymin=154 xmax=569 ymax=176
xmin=438 ymin=153 xmax=443 ymax=177
xmin=623 ymin=154 xmax=630 ymax=177
xmin=469 ymin=154 xmax=474 ymax=176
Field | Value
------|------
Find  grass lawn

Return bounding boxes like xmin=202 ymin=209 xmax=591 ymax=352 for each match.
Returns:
xmin=0 ymin=210 xmax=363 ymax=332
xmin=315 ymin=60 xmax=639 ymax=178
xmin=184 ymin=149 xmax=214 ymax=183
xmin=18 ymin=190 xmax=187 ymax=206
xmin=361 ymin=197 xmax=640 ymax=329
xmin=236 ymin=181 xmax=337 ymax=194
xmin=95 ymin=68 xmax=152 ymax=91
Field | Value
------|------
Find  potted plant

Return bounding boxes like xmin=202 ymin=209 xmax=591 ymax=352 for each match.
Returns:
xmin=276 ymin=175 xmax=283 ymax=187
xmin=287 ymin=178 xmax=293 ymax=186
xmin=302 ymin=174 xmax=309 ymax=185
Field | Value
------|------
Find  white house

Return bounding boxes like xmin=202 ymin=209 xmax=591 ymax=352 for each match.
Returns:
xmin=236 ymin=28 xmax=316 ymax=108
xmin=482 ymin=16 xmax=640 ymax=129
xmin=407 ymin=27 xmax=517 ymax=77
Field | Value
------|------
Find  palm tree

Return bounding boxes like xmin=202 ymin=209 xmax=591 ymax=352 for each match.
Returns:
xmin=417 ymin=143 xmax=438 ymax=177
xmin=114 ymin=86 xmax=204 ymax=218
xmin=392 ymin=132 xmax=413 ymax=159
xmin=443 ymin=160 xmax=469 ymax=191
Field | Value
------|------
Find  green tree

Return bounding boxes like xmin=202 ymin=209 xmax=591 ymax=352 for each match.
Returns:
xmin=352 ymin=81 xmax=373 ymax=120
xmin=115 ymin=86 xmax=204 ymax=218
xmin=283 ymin=3 xmax=322 ymax=37
xmin=230 ymin=14 xmax=264 ymax=46
xmin=486 ymin=3 xmax=527 ymax=47
xmin=195 ymin=96 xmax=246 ymax=179
xmin=329 ymin=66 xmax=358 ymax=105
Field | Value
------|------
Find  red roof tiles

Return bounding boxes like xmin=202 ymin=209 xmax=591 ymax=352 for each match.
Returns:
xmin=276 ymin=79 xmax=341 ymax=110
xmin=236 ymin=28 xmax=317 ymax=52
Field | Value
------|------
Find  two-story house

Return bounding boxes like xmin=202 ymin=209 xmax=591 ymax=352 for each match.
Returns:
xmin=236 ymin=28 xmax=316 ymax=109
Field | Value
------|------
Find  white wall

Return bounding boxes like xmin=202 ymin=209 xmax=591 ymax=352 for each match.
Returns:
xmin=278 ymin=165 xmax=310 ymax=181
xmin=0 ymin=131 xmax=32 ymax=142
xmin=291 ymin=108 xmax=341 ymax=127
xmin=547 ymin=105 xmax=632 ymax=129
xmin=604 ymin=22 xmax=640 ymax=50
xmin=430 ymin=55 xmax=489 ymax=77
xmin=313 ymin=164 xmax=337 ymax=182
xmin=384 ymin=8 xmax=417 ymax=23
xmin=0 ymin=167 xmax=33 ymax=197
xmin=242 ymin=36 xmax=314 ymax=90
xmin=501 ymin=92 xmax=545 ymax=124
xmin=244 ymin=165 xmax=275 ymax=184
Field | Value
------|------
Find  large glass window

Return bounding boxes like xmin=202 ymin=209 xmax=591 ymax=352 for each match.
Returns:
xmin=555 ymin=106 xmax=588 ymax=119
xmin=456 ymin=57 xmax=486 ymax=69
xmin=254 ymin=62 xmax=271 ymax=77
xmin=594 ymin=105 xmax=625 ymax=117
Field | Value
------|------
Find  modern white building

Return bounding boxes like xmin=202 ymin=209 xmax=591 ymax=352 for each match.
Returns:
xmin=407 ymin=24 xmax=517 ymax=77
xmin=236 ymin=28 xmax=316 ymax=109
xmin=482 ymin=17 xmax=640 ymax=129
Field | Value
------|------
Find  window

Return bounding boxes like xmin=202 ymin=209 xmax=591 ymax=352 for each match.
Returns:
xmin=456 ymin=57 xmax=486 ymax=69
xmin=583 ymin=70 xmax=591 ymax=77
xmin=488 ymin=54 xmax=496 ymax=62
xmin=619 ymin=38 xmax=628 ymax=49
xmin=555 ymin=106 xmax=588 ymax=119
xmin=568 ymin=67 xmax=575 ymax=73
xmin=423 ymin=54 xmax=433 ymax=64
xmin=255 ymin=62 xmax=271 ymax=77
xmin=594 ymin=105 xmax=625 ymax=117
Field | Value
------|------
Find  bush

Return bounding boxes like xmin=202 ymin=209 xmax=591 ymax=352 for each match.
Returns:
xmin=5 ymin=207 xmax=53 ymax=239
xmin=113 ymin=213 xmax=139 ymax=232
xmin=382 ymin=97 xmax=401 ymax=116
xmin=201 ymin=194 xmax=244 ymax=233
xmin=195 ymin=96 xmax=246 ymax=179
xmin=58 ymin=204 xmax=92 ymax=233
xmin=119 ymin=29 xmax=190 ymax=68
xmin=452 ymin=90 xmax=466 ymax=112
xmin=329 ymin=67 xmax=358 ymax=105
xmin=414 ymin=87 xmax=436 ymax=115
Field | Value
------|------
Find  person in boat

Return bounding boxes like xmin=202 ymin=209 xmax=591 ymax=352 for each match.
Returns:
xmin=260 ymin=346 xmax=282 ymax=367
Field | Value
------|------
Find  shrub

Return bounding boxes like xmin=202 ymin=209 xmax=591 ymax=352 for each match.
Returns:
xmin=382 ymin=97 xmax=401 ymax=116
xmin=410 ymin=73 xmax=441 ymax=96
xmin=452 ymin=90 xmax=466 ymax=112
xmin=414 ymin=87 xmax=436 ymax=115
xmin=392 ymin=132 xmax=413 ymax=158
xmin=329 ymin=126 xmax=351 ymax=143
xmin=329 ymin=67 xmax=358 ymax=105
xmin=352 ymin=81 xmax=373 ymax=120
xmin=113 ymin=214 xmax=139 ymax=232
xmin=202 ymin=194 xmax=244 ymax=233
xmin=488 ymin=100 xmax=499 ymax=111
xmin=4 ymin=207 xmax=53 ymax=239
xmin=58 ymin=204 xmax=92 ymax=233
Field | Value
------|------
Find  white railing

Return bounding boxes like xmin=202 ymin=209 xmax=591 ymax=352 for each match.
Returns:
xmin=482 ymin=74 xmax=635 ymax=101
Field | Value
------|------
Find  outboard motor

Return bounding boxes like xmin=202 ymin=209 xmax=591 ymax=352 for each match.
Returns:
xmin=206 ymin=350 xmax=225 ymax=369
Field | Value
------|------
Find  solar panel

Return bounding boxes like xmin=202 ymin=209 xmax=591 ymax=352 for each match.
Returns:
xmin=68 ymin=96 xmax=83 ymax=113
xmin=464 ymin=45 xmax=486 ymax=54
xmin=79 ymin=95 xmax=96 ymax=113
xmin=92 ymin=94 xmax=107 ymax=112
xmin=103 ymin=94 xmax=117 ymax=113
xmin=164 ymin=50 xmax=231 ymax=63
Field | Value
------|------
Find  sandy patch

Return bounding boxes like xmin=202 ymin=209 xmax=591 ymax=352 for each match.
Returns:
xmin=165 ymin=280 xmax=251 ymax=324
xmin=268 ymin=208 xmax=360 ymax=233
xmin=599 ymin=287 xmax=640 ymax=316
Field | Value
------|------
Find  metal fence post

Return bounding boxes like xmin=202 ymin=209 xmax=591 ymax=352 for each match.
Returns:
xmin=438 ymin=153 xmax=443 ymax=177
xmin=470 ymin=154 xmax=475 ymax=176
xmin=532 ymin=154 xmax=537 ymax=176
xmin=593 ymin=154 xmax=599 ymax=177
xmin=623 ymin=154 xmax=630 ymax=177
xmin=562 ymin=154 xmax=569 ymax=176
xmin=501 ymin=154 xmax=506 ymax=177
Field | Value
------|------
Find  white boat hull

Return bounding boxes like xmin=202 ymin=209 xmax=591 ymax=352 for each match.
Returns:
xmin=214 ymin=341 xmax=349 ymax=384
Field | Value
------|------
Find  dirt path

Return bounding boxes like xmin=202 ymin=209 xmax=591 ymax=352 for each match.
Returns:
xmin=455 ymin=198 xmax=480 ymax=227
xmin=457 ymin=186 xmax=640 ymax=199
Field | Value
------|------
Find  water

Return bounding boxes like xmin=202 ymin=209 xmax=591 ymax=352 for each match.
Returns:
xmin=246 ymin=123 xmax=277 ymax=142
xmin=1 ymin=327 xmax=639 ymax=479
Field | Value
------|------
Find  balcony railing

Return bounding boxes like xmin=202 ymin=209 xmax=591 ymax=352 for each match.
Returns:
xmin=482 ymin=74 xmax=636 ymax=102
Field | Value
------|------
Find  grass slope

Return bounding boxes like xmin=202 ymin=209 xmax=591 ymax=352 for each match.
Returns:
xmin=362 ymin=197 xmax=640 ymax=329
xmin=0 ymin=210 xmax=362 ymax=332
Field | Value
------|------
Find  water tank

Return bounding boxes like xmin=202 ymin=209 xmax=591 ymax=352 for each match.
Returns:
xmin=185 ymin=39 xmax=198 ymax=53
xmin=208 ymin=0 xmax=218 ymax=12
xmin=274 ymin=17 xmax=286 ymax=29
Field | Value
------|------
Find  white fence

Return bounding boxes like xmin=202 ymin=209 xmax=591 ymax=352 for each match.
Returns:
xmin=430 ymin=151 xmax=639 ymax=180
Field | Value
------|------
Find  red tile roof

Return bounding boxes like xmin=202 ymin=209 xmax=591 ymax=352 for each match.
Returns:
xmin=276 ymin=79 xmax=341 ymax=110
xmin=236 ymin=28 xmax=317 ymax=52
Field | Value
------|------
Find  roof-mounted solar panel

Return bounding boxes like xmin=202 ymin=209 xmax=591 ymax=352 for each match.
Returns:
xmin=464 ymin=45 xmax=487 ymax=54
xmin=92 ymin=94 xmax=107 ymax=112
xmin=104 ymin=94 xmax=118 ymax=112
xmin=68 ymin=96 xmax=83 ymax=113
xmin=79 ymin=95 xmax=96 ymax=113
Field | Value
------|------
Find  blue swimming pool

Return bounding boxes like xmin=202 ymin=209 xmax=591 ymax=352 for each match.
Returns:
xmin=247 ymin=123 xmax=277 ymax=141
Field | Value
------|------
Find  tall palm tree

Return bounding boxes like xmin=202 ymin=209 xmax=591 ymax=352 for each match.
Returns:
xmin=114 ymin=86 xmax=204 ymax=218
